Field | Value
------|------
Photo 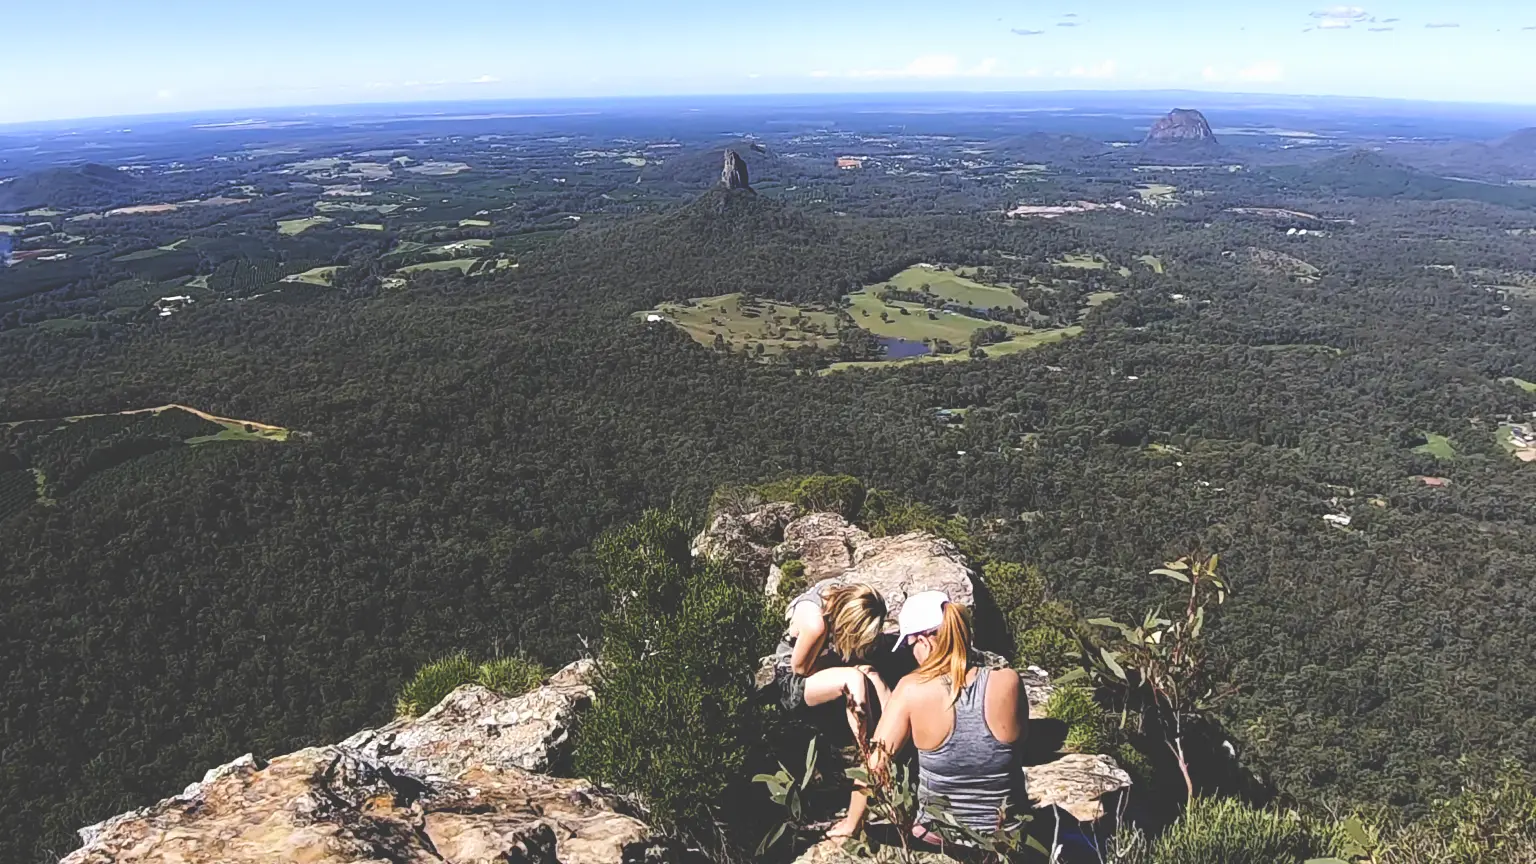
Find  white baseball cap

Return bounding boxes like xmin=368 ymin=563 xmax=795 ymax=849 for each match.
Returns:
xmin=893 ymin=590 xmax=949 ymax=651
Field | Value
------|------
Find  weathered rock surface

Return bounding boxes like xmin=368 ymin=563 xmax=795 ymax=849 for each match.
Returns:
xmin=840 ymin=532 xmax=975 ymax=620
xmin=774 ymin=512 xmax=869 ymax=588
xmin=342 ymin=658 xmax=595 ymax=779
xmin=720 ymin=149 xmax=752 ymax=190
xmin=691 ymin=501 xmax=799 ymax=587
xmin=1023 ymin=753 xmax=1133 ymax=823
xmin=64 ymin=745 xmax=667 ymax=864
xmin=1145 ymin=108 xmax=1217 ymax=144
xmin=66 ymin=660 xmax=675 ymax=864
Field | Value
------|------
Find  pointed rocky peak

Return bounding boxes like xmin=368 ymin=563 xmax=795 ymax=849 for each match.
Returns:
xmin=1145 ymin=109 xmax=1217 ymax=145
xmin=720 ymin=149 xmax=752 ymax=190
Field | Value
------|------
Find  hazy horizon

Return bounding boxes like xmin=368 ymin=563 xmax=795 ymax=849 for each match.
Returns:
xmin=4 ymin=0 xmax=1536 ymax=125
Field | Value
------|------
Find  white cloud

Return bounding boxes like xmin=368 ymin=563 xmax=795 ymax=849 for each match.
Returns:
xmin=1424 ymin=22 xmax=1460 ymax=28
xmin=1311 ymin=6 xmax=1369 ymax=20
xmin=469 ymin=75 xmax=499 ymax=85
xmin=1202 ymin=66 xmax=1223 ymax=82
xmin=1011 ymin=28 xmax=1045 ymax=36
xmin=1310 ymin=5 xmax=1368 ymax=30
xmin=155 ymin=89 xmax=174 ymax=101
xmin=846 ymin=55 xmax=1001 ymax=79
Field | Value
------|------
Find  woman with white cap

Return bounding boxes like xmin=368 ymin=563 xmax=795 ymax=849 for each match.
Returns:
xmin=852 ymin=590 xmax=1029 ymax=844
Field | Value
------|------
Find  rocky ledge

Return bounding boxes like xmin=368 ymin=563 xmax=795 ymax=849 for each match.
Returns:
xmin=63 ymin=661 xmax=677 ymax=864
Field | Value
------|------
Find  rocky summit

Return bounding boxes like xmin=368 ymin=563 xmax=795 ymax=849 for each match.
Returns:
xmin=720 ymin=149 xmax=752 ymax=190
xmin=62 ymin=508 xmax=1130 ymax=863
xmin=1145 ymin=108 xmax=1217 ymax=144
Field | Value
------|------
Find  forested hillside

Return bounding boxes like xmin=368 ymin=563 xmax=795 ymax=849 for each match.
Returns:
xmin=4 ymin=113 xmax=1536 ymax=862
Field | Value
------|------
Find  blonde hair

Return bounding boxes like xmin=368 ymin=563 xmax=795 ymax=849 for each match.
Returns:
xmin=823 ymin=583 xmax=887 ymax=661
xmin=912 ymin=601 xmax=974 ymax=706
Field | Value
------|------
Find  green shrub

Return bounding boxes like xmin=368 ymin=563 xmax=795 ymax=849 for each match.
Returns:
xmin=1046 ymin=685 xmax=1105 ymax=754
xmin=707 ymin=483 xmax=765 ymax=518
xmin=396 ymin=652 xmax=480 ymax=718
xmin=477 ymin=655 xmax=549 ymax=697
xmin=774 ymin=558 xmax=808 ymax=604
xmin=575 ymin=508 xmax=772 ymax=832
xmin=861 ymin=488 xmax=970 ymax=547
xmin=981 ymin=560 xmax=1079 ymax=671
xmin=396 ymin=653 xmax=552 ymax=718
xmin=753 ymin=473 xmax=865 ymax=520
xmin=1145 ymin=798 xmax=1338 ymax=864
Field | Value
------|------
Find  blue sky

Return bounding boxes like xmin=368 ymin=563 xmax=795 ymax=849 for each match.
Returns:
xmin=2 ymin=0 xmax=1534 ymax=123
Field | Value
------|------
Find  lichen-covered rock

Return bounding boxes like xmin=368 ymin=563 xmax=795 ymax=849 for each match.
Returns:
xmin=1022 ymin=753 xmax=1133 ymax=822
xmin=775 ymin=512 xmax=869 ymax=586
xmin=64 ymin=747 xmax=529 ymax=864
xmin=341 ymin=658 xmax=595 ymax=779
xmin=64 ymin=660 xmax=675 ymax=864
xmin=841 ymin=532 xmax=975 ymax=621
xmin=692 ymin=501 xmax=799 ymax=587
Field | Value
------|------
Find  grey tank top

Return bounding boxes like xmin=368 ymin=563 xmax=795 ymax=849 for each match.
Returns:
xmin=917 ymin=666 xmax=1022 ymax=832
xmin=775 ymin=583 xmax=831 ymax=662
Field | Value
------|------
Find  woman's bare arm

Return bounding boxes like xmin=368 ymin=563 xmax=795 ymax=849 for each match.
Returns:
xmin=868 ymin=677 xmax=916 ymax=771
xmin=788 ymin=602 xmax=826 ymax=676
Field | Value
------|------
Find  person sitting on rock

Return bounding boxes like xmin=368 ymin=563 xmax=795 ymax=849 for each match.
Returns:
xmin=855 ymin=590 xmax=1029 ymax=846
xmin=773 ymin=581 xmax=891 ymax=837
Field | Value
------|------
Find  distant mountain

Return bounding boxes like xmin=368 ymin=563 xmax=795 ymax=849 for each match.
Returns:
xmin=1269 ymin=149 xmax=1536 ymax=210
xmin=647 ymin=142 xmax=789 ymax=189
xmin=0 ymin=163 xmax=142 ymax=212
xmin=1145 ymin=109 xmax=1218 ymax=146
xmin=1495 ymin=128 xmax=1536 ymax=152
xmin=720 ymin=150 xmax=751 ymax=190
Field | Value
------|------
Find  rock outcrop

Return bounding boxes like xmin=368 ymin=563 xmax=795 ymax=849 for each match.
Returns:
xmin=1145 ymin=108 xmax=1217 ymax=145
xmin=697 ymin=503 xmax=976 ymax=620
xmin=720 ymin=149 xmax=752 ymax=190
xmin=65 ymin=661 xmax=676 ymax=864
xmin=341 ymin=658 xmax=595 ymax=778
xmin=691 ymin=500 xmax=799 ymax=586
xmin=1022 ymin=753 xmax=1133 ymax=822
xmin=64 ymin=746 xmax=665 ymax=864
xmin=840 ymin=531 xmax=975 ymax=617
xmin=770 ymin=512 xmax=869 ymax=593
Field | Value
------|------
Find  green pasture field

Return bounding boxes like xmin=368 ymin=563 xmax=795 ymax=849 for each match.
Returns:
xmin=1136 ymin=255 xmax=1165 ymax=274
xmin=282 ymin=266 xmax=341 ymax=287
xmin=1054 ymin=253 xmax=1110 ymax=270
xmin=398 ymin=259 xmax=479 ymax=275
xmin=277 ymin=216 xmax=334 ymax=235
xmin=1502 ymin=377 xmax=1536 ymax=393
xmin=350 ymin=223 xmax=385 ymax=231
xmin=460 ymin=218 xmax=492 ymax=227
xmin=880 ymin=264 xmax=1025 ymax=311
xmin=112 ymin=239 xmax=188 ymax=262
xmin=1137 ymin=183 xmax=1178 ymax=205
xmin=846 ymin=292 xmax=1024 ymax=344
xmin=824 ymin=326 xmax=1082 ymax=373
xmin=1413 ymin=433 xmax=1456 ymax=460
xmin=644 ymin=294 xmax=842 ymax=355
